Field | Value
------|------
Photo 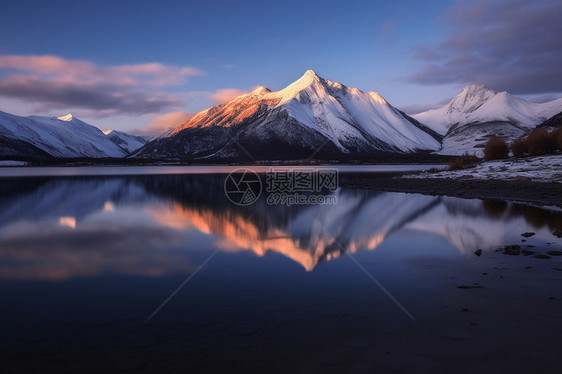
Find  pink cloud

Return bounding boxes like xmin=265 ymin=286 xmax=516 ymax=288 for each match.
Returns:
xmin=132 ymin=111 xmax=195 ymax=137
xmin=0 ymin=55 xmax=94 ymax=75
xmin=209 ymin=88 xmax=248 ymax=103
xmin=0 ymin=55 xmax=204 ymax=87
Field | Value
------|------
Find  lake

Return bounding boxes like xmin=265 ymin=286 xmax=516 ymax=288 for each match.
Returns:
xmin=1 ymin=167 xmax=561 ymax=373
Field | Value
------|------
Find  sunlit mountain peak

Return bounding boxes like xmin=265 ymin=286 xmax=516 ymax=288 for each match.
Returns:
xmin=250 ymin=86 xmax=271 ymax=94
xmin=57 ymin=113 xmax=74 ymax=121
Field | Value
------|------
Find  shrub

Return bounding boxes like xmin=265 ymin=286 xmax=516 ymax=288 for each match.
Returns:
xmin=484 ymin=138 xmax=509 ymax=161
xmin=525 ymin=128 xmax=551 ymax=155
xmin=449 ymin=154 xmax=480 ymax=170
xmin=511 ymin=138 xmax=527 ymax=157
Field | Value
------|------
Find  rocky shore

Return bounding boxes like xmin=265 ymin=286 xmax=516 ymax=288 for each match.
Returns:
xmin=341 ymin=177 xmax=562 ymax=208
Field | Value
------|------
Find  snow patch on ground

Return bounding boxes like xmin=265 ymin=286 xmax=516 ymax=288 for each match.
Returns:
xmin=436 ymin=121 xmax=528 ymax=157
xmin=0 ymin=160 xmax=28 ymax=166
xmin=407 ymin=155 xmax=562 ymax=183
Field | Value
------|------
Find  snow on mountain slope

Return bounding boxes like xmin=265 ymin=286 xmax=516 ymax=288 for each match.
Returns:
xmin=536 ymin=98 xmax=562 ymax=120
xmin=136 ymin=70 xmax=441 ymax=160
xmin=0 ymin=111 xmax=128 ymax=158
xmin=414 ymin=85 xmax=562 ymax=135
xmin=268 ymin=70 xmax=440 ymax=152
xmin=104 ymin=130 xmax=149 ymax=153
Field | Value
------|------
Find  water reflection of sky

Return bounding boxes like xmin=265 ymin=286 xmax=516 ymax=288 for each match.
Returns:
xmin=0 ymin=174 xmax=560 ymax=281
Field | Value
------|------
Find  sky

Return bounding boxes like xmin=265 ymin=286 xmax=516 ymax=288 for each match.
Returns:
xmin=0 ymin=0 xmax=561 ymax=135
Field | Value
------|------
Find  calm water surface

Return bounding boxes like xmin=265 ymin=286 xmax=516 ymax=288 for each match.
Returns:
xmin=1 ymin=168 xmax=561 ymax=373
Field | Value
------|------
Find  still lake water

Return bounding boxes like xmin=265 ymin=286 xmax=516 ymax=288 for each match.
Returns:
xmin=1 ymin=166 xmax=562 ymax=373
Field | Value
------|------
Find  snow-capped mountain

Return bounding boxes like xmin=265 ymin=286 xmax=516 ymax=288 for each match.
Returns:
xmin=413 ymin=85 xmax=562 ymax=155
xmin=414 ymin=85 xmax=562 ymax=135
xmin=104 ymin=130 xmax=150 ymax=154
xmin=0 ymin=111 xmax=143 ymax=158
xmin=134 ymin=70 xmax=441 ymax=161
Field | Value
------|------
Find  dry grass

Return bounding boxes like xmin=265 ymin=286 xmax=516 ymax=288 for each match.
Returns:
xmin=509 ymin=128 xmax=561 ymax=158
xmin=449 ymin=154 xmax=480 ymax=170
xmin=511 ymin=138 xmax=527 ymax=158
xmin=484 ymin=138 xmax=509 ymax=161
xmin=526 ymin=128 xmax=551 ymax=155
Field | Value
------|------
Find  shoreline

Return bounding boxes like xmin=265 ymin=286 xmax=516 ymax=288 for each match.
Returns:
xmin=2 ymin=159 xmax=561 ymax=208
xmin=340 ymin=176 xmax=562 ymax=208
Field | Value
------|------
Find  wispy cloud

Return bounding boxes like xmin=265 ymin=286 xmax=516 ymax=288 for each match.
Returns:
xmin=398 ymin=100 xmax=448 ymax=115
xmin=0 ymin=55 xmax=203 ymax=86
xmin=132 ymin=111 xmax=195 ymax=137
xmin=0 ymin=54 xmax=204 ymax=116
xmin=209 ymin=88 xmax=248 ymax=103
xmin=408 ymin=0 xmax=562 ymax=95
xmin=0 ymin=75 xmax=184 ymax=115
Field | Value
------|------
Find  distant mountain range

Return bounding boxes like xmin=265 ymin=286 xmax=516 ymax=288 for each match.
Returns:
xmin=0 ymin=111 xmax=149 ymax=158
xmin=1 ymin=70 xmax=561 ymax=161
xmin=103 ymin=130 xmax=150 ymax=154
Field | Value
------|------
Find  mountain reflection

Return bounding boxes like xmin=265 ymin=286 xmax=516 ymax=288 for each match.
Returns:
xmin=0 ymin=174 xmax=561 ymax=280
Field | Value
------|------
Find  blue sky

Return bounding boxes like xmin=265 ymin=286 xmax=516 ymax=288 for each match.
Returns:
xmin=0 ymin=0 xmax=560 ymax=134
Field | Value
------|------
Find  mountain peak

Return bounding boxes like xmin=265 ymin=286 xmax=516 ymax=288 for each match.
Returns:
xmin=57 ymin=113 xmax=74 ymax=121
xmin=251 ymin=86 xmax=271 ymax=94
xmin=303 ymin=69 xmax=319 ymax=78
xmin=271 ymin=69 xmax=329 ymax=104
xmin=460 ymin=84 xmax=497 ymax=96
xmin=447 ymin=84 xmax=498 ymax=114
xmin=294 ymin=69 xmax=322 ymax=85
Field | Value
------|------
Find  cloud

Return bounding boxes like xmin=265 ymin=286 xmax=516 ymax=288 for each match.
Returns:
xmin=398 ymin=101 xmax=447 ymax=116
xmin=0 ymin=54 xmax=203 ymax=116
xmin=0 ymin=55 xmax=204 ymax=87
xmin=407 ymin=0 xmax=562 ymax=95
xmin=0 ymin=75 xmax=184 ymax=115
xmin=209 ymin=88 xmax=248 ymax=103
xmin=0 ymin=222 xmax=193 ymax=280
xmin=133 ymin=111 xmax=195 ymax=137
xmin=524 ymin=94 xmax=560 ymax=104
